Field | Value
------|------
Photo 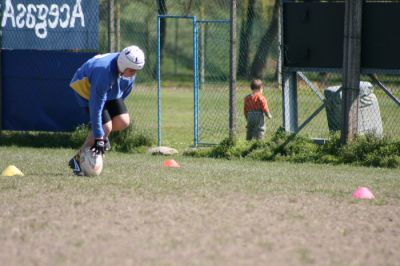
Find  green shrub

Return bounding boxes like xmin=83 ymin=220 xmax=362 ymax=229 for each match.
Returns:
xmin=318 ymin=132 xmax=341 ymax=156
xmin=70 ymin=124 xmax=89 ymax=148
xmin=337 ymin=134 xmax=400 ymax=166
xmin=209 ymin=137 xmax=236 ymax=159
xmin=184 ymin=128 xmax=400 ymax=169
xmin=70 ymin=124 xmax=154 ymax=153
xmin=284 ymin=137 xmax=318 ymax=162
xmin=339 ymin=137 xmax=366 ymax=163
xmin=183 ymin=148 xmax=212 ymax=157
xmin=385 ymin=156 xmax=400 ymax=168
xmin=228 ymin=140 xmax=255 ymax=158
xmin=317 ymin=154 xmax=341 ymax=165
xmin=110 ymin=125 xmax=154 ymax=153
xmin=248 ymin=147 xmax=273 ymax=161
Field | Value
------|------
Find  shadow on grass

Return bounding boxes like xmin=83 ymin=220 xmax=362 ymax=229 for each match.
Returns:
xmin=0 ymin=131 xmax=81 ymax=149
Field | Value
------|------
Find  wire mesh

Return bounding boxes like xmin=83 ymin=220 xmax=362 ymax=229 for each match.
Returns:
xmin=113 ymin=0 xmax=281 ymax=145
xmin=361 ymin=73 xmax=400 ymax=138
xmin=296 ymin=71 xmax=343 ymax=138
xmin=114 ymin=1 xmax=235 ymax=146
xmin=292 ymin=71 xmax=400 ymax=139
xmin=198 ymin=21 xmax=230 ymax=145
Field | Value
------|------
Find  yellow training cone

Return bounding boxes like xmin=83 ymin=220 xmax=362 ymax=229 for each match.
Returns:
xmin=1 ymin=165 xmax=24 ymax=177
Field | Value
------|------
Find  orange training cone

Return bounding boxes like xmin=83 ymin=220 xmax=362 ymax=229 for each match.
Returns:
xmin=352 ymin=187 xmax=375 ymax=199
xmin=163 ymin=159 xmax=180 ymax=168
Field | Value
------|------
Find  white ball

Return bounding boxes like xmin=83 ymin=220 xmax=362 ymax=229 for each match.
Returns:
xmin=79 ymin=148 xmax=103 ymax=176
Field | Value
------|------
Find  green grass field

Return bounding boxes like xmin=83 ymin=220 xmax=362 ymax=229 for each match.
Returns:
xmin=1 ymin=147 xmax=400 ymax=198
xmin=1 ymin=147 xmax=400 ymax=265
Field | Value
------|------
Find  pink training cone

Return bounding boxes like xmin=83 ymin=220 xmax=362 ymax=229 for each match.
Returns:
xmin=352 ymin=187 xmax=375 ymax=199
xmin=163 ymin=159 xmax=181 ymax=168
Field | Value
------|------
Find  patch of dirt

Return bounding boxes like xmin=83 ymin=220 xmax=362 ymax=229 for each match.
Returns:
xmin=0 ymin=192 xmax=399 ymax=266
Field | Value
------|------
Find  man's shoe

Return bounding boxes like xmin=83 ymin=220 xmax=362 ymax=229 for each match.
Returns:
xmin=68 ymin=154 xmax=84 ymax=176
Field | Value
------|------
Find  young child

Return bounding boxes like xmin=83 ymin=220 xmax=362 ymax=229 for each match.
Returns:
xmin=244 ymin=79 xmax=272 ymax=140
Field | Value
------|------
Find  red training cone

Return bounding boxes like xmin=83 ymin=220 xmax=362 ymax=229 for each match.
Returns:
xmin=163 ymin=159 xmax=181 ymax=168
xmin=352 ymin=187 xmax=375 ymax=199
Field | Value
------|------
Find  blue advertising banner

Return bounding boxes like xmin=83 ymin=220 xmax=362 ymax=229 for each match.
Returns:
xmin=1 ymin=0 xmax=99 ymax=50
xmin=2 ymin=50 xmax=95 ymax=131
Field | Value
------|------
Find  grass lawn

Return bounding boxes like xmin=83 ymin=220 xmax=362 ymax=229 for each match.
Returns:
xmin=1 ymin=147 xmax=400 ymax=265
xmin=1 ymin=147 xmax=400 ymax=198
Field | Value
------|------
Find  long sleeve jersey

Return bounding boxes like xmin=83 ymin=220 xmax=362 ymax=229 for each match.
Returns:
xmin=70 ymin=53 xmax=135 ymax=138
xmin=244 ymin=91 xmax=270 ymax=119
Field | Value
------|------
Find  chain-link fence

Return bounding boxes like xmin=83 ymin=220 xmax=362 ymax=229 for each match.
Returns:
xmin=292 ymin=71 xmax=400 ymax=140
xmin=2 ymin=0 xmax=399 ymax=146
xmin=102 ymin=0 xmax=282 ymax=146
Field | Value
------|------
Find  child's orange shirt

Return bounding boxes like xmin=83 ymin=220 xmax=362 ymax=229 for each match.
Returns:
xmin=244 ymin=92 xmax=269 ymax=117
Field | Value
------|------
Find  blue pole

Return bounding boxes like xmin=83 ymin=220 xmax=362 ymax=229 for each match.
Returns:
xmin=193 ymin=17 xmax=199 ymax=147
xmin=157 ymin=16 xmax=161 ymax=146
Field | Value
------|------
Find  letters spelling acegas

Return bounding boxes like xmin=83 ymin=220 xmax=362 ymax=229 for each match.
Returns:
xmin=1 ymin=0 xmax=86 ymax=39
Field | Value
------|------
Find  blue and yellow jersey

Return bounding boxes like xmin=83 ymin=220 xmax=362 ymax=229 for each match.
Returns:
xmin=70 ymin=52 xmax=135 ymax=138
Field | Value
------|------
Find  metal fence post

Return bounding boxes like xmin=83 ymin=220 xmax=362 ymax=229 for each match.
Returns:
xmin=341 ymin=0 xmax=363 ymax=144
xmin=157 ymin=16 xmax=161 ymax=146
xmin=281 ymin=1 xmax=297 ymax=133
xmin=199 ymin=5 xmax=205 ymax=86
xmin=0 ymin=49 xmax=2 ymax=131
xmin=229 ymin=0 xmax=237 ymax=139
xmin=116 ymin=0 xmax=121 ymax=51
xmin=193 ymin=17 xmax=199 ymax=147
xmin=108 ymin=0 xmax=116 ymax=52
xmin=0 ymin=1 xmax=2 ymax=131
xmin=277 ymin=0 xmax=283 ymax=89
xmin=282 ymin=72 xmax=298 ymax=133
